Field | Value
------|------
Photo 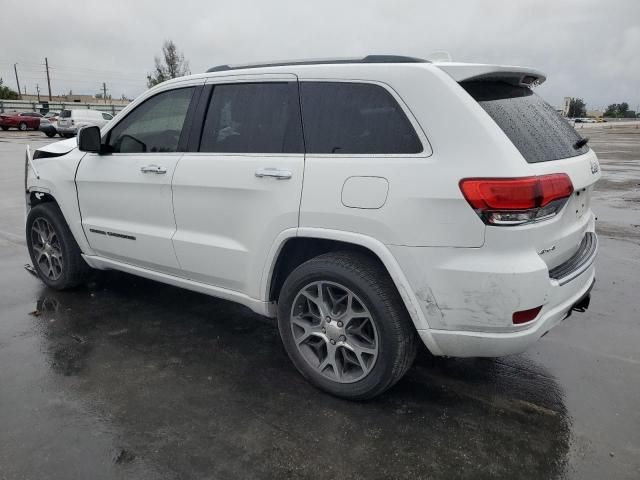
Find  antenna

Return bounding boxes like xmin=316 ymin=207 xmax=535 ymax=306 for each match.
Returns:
xmin=426 ymin=51 xmax=453 ymax=63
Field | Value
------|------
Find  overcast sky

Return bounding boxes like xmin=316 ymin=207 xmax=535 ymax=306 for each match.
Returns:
xmin=1 ymin=0 xmax=639 ymax=111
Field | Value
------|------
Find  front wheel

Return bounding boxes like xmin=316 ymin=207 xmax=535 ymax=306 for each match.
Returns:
xmin=26 ymin=203 xmax=90 ymax=289
xmin=18 ymin=122 xmax=27 ymax=131
xmin=0 ymin=126 xmax=8 ymax=131
xmin=278 ymin=251 xmax=418 ymax=400
xmin=45 ymin=131 xmax=56 ymax=138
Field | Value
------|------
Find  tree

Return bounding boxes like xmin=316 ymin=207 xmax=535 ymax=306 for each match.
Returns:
xmin=567 ymin=98 xmax=586 ymax=118
xmin=146 ymin=40 xmax=191 ymax=88
xmin=0 ymin=78 xmax=19 ymax=100
xmin=605 ymin=102 xmax=631 ymax=118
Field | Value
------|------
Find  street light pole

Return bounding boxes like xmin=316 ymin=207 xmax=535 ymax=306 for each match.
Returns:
xmin=13 ymin=63 xmax=22 ymax=100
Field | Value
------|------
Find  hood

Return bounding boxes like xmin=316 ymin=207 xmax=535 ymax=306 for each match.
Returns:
xmin=35 ymin=137 xmax=77 ymax=155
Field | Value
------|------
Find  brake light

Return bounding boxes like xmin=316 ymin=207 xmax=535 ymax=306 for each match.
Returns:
xmin=513 ymin=306 xmax=542 ymax=324
xmin=459 ymin=174 xmax=573 ymax=226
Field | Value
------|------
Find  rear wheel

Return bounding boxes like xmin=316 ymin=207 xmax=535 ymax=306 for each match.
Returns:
xmin=45 ymin=131 xmax=56 ymax=138
xmin=26 ymin=203 xmax=90 ymax=289
xmin=0 ymin=126 xmax=8 ymax=131
xmin=278 ymin=251 xmax=417 ymax=400
xmin=18 ymin=122 xmax=27 ymax=131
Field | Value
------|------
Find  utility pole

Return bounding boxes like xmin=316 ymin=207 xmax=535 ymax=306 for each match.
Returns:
xmin=45 ymin=57 xmax=52 ymax=100
xmin=36 ymin=84 xmax=41 ymax=103
xmin=102 ymin=82 xmax=107 ymax=104
xmin=13 ymin=63 xmax=22 ymax=100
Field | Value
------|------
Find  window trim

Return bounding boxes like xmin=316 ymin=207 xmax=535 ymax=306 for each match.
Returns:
xmin=298 ymin=79 xmax=432 ymax=158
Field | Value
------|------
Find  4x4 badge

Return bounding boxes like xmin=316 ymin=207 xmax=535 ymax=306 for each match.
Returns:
xmin=590 ymin=158 xmax=600 ymax=174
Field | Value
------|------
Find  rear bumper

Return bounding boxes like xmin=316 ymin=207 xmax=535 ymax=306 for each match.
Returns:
xmin=421 ymin=269 xmax=595 ymax=357
xmin=57 ymin=126 xmax=77 ymax=134
xmin=389 ymin=225 xmax=598 ymax=357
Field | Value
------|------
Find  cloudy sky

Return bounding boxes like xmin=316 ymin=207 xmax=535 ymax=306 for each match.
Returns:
xmin=1 ymin=0 xmax=638 ymax=111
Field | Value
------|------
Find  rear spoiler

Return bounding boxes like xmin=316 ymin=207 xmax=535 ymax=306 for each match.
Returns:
xmin=434 ymin=62 xmax=546 ymax=87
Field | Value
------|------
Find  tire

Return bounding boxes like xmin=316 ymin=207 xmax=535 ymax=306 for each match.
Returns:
xmin=0 ymin=126 xmax=8 ymax=131
xmin=18 ymin=122 xmax=27 ymax=131
xmin=26 ymin=203 xmax=90 ymax=290
xmin=45 ymin=131 xmax=56 ymax=138
xmin=278 ymin=251 xmax=418 ymax=400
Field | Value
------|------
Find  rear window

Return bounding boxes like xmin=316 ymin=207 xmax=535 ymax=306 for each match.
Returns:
xmin=59 ymin=110 xmax=71 ymax=118
xmin=300 ymin=82 xmax=422 ymax=154
xmin=462 ymin=81 xmax=588 ymax=163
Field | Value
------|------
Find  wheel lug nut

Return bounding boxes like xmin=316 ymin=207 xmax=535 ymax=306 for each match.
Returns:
xmin=330 ymin=339 xmax=336 ymax=345
xmin=322 ymin=328 xmax=326 ymax=333
xmin=339 ymin=335 xmax=346 ymax=342
xmin=337 ymin=321 xmax=343 ymax=327
xmin=325 ymin=317 xmax=331 ymax=323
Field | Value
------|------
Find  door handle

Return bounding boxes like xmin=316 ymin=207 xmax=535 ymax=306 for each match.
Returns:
xmin=255 ymin=168 xmax=292 ymax=180
xmin=140 ymin=165 xmax=167 ymax=174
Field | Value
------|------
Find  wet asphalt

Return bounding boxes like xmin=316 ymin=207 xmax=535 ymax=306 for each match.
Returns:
xmin=0 ymin=126 xmax=638 ymax=479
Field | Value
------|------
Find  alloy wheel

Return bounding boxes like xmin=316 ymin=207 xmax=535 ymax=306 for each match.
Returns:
xmin=30 ymin=217 xmax=64 ymax=281
xmin=290 ymin=281 xmax=379 ymax=383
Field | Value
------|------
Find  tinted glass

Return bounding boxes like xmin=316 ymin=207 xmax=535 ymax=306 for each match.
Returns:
xmin=300 ymin=82 xmax=422 ymax=154
xmin=59 ymin=110 xmax=71 ymax=118
xmin=462 ymin=81 xmax=588 ymax=163
xmin=200 ymin=83 xmax=302 ymax=153
xmin=107 ymin=87 xmax=194 ymax=153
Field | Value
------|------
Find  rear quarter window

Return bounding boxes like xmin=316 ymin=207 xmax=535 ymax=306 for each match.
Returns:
xmin=462 ymin=81 xmax=588 ymax=163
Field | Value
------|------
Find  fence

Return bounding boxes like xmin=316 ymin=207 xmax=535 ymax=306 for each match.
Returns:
xmin=0 ymin=99 xmax=129 ymax=115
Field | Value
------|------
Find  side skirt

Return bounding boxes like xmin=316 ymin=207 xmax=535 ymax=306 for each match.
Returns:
xmin=82 ymin=254 xmax=276 ymax=317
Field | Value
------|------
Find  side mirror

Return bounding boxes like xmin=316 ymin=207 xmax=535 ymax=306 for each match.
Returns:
xmin=77 ymin=126 xmax=102 ymax=153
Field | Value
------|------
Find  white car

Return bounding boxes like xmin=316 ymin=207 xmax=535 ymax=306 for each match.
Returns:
xmin=24 ymin=56 xmax=600 ymax=399
xmin=56 ymin=109 xmax=114 ymax=137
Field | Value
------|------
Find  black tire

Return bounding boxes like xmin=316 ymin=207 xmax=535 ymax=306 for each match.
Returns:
xmin=26 ymin=203 xmax=90 ymax=289
xmin=278 ymin=251 xmax=418 ymax=400
xmin=45 ymin=131 xmax=56 ymax=138
xmin=18 ymin=122 xmax=27 ymax=131
xmin=1 ymin=126 xmax=8 ymax=131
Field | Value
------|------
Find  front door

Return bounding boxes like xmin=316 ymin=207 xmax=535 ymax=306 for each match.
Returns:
xmin=76 ymin=86 xmax=196 ymax=273
xmin=171 ymin=76 xmax=304 ymax=298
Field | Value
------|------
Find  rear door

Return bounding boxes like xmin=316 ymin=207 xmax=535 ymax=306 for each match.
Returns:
xmin=57 ymin=110 xmax=72 ymax=130
xmin=171 ymin=75 xmax=304 ymax=297
xmin=76 ymin=86 xmax=197 ymax=273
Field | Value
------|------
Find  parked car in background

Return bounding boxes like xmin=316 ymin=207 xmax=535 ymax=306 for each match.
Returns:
xmin=24 ymin=56 xmax=600 ymax=399
xmin=57 ymin=109 xmax=114 ymax=137
xmin=0 ymin=112 xmax=43 ymax=131
xmin=39 ymin=118 xmax=57 ymax=137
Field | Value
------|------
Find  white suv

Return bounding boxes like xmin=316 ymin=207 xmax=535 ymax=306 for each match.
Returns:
xmin=24 ymin=56 xmax=599 ymax=399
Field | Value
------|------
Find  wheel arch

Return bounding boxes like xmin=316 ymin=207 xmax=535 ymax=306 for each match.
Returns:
xmin=263 ymin=228 xmax=442 ymax=355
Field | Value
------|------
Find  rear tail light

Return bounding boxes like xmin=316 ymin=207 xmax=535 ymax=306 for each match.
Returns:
xmin=513 ymin=306 xmax=542 ymax=324
xmin=459 ymin=174 xmax=573 ymax=226
xmin=71 ymin=120 xmax=75 ymax=125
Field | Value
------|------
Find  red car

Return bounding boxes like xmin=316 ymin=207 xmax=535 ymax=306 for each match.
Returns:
xmin=0 ymin=112 xmax=42 ymax=131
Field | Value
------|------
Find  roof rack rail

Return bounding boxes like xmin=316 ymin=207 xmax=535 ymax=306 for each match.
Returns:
xmin=206 ymin=55 xmax=429 ymax=73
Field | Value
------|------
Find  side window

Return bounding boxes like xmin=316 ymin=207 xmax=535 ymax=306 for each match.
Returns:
xmin=107 ymin=87 xmax=194 ymax=153
xmin=300 ymin=82 xmax=422 ymax=154
xmin=199 ymin=82 xmax=303 ymax=153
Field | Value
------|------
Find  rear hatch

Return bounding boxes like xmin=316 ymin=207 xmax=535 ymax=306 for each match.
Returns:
xmin=451 ymin=68 xmax=600 ymax=272
xmin=58 ymin=109 xmax=72 ymax=128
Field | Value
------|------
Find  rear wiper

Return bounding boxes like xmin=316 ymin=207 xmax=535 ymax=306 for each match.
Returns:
xmin=573 ymin=137 xmax=589 ymax=150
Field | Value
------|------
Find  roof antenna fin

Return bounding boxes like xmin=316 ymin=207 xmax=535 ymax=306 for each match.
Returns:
xmin=426 ymin=51 xmax=452 ymax=63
